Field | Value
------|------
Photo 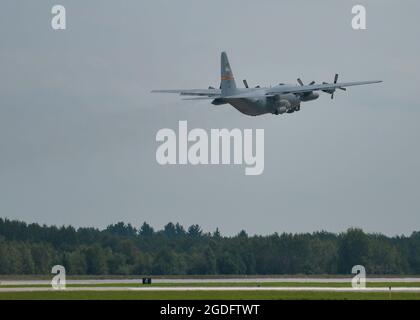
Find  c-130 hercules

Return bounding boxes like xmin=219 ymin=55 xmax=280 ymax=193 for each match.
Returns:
xmin=152 ymin=52 xmax=382 ymax=116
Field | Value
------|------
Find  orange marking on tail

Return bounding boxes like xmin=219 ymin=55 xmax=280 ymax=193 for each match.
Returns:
xmin=221 ymin=75 xmax=234 ymax=81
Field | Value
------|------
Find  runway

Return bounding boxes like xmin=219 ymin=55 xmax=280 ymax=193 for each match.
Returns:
xmin=1 ymin=277 xmax=420 ymax=294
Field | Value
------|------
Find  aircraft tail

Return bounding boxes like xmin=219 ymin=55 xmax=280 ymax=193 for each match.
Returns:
xmin=220 ymin=52 xmax=237 ymax=96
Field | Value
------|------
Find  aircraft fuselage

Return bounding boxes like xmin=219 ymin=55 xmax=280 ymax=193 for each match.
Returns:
xmin=213 ymin=85 xmax=319 ymax=116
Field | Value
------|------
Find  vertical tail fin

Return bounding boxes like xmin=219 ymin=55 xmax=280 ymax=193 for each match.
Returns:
xmin=220 ymin=52 xmax=237 ymax=96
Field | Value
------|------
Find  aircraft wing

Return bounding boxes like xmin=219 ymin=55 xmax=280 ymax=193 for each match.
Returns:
xmin=152 ymin=80 xmax=382 ymax=99
xmin=151 ymin=89 xmax=221 ymax=97
xmin=269 ymin=80 xmax=382 ymax=95
xmin=224 ymin=80 xmax=382 ymax=99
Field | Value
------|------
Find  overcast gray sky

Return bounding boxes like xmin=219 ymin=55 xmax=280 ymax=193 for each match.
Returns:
xmin=0 ymin=0 xmax=419 ymax=236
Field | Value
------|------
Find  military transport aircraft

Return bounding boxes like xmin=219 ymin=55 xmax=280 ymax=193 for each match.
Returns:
xmin=152 ymin=52 xmax=382 ymax=116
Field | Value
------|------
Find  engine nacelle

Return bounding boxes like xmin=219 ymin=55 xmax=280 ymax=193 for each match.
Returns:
xmin=300 ymin=92 xmax=319 ymax=102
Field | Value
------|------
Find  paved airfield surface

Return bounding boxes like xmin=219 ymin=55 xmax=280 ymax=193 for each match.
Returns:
xmin=0 ymin=287 xmax=420 ymax=293
xmin=1 ymin=278 xmax=420 ymax=293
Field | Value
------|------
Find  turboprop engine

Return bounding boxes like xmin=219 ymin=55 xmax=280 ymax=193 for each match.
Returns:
xmin=300 ymin=92 xmax=319 ymax=102
xmin=296 ymin=78 xmax=320 ymax=102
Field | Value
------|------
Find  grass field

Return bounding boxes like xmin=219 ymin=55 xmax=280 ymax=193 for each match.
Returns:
xmin=0 ymin=290 xmax=419 ymax=300
xmin=1 ymin=280 xmax=420 ymax=300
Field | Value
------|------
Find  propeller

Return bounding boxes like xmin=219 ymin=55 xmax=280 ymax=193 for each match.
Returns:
xmin=322 ymin=74 xmax=346 ymax=99
xmin=297 ymin=78 xmax=316 ymax=86
xmin=297 ymin=79 xmax=316 ymax=99
xmin=243 ymin=79 xmax=260 ymax=88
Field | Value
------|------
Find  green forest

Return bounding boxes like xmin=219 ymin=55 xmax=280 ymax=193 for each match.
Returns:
xmin=0 ymin=218 xmax=419 ymax=275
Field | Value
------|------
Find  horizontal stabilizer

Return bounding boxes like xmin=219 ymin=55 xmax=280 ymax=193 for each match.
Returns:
xmin=182 ymin=97 xmax=220 ymax=100
xmin=151 ymin=89 xmax=221 ymax=97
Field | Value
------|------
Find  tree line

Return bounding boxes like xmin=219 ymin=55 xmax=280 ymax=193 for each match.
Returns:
xmin=0 ymin=218 xmax=419 ymax=275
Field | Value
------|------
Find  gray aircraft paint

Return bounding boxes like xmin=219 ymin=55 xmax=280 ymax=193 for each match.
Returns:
xmin=220 ymin=52 xmax=237 ymax=96
xmin=152 ymin=52 xmax=382 ymax=117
